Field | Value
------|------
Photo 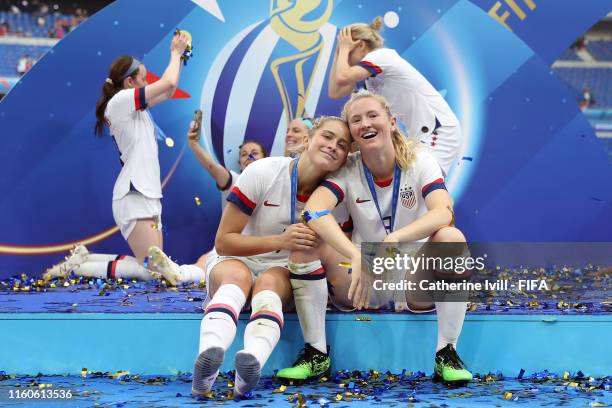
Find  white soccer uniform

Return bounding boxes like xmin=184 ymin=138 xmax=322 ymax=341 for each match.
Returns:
xmin=322 ymin=149 xmax=446 ymax=307
xmin=358 ymin=48 xmax=461 ymax=175
xmin=205 ymin=157 xmax=352 ymax=283
xmin=106 ymin=87 xmax=162 ymax=239
xmin=322 ymin=149 xmax=445 ymax=247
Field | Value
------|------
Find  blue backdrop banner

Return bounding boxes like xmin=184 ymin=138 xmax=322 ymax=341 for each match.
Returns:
xmin=0 ymin=0 xmax=610 ymax=277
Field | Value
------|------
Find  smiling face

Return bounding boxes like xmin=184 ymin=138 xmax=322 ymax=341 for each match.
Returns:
xmin=285 ymin=118 xmax=309 ymax=154
xmin=345 ymin=96 xmax=396 ymax=153
xmin=238 ymin=141 xmax=265 ymax=170
xmin=304 ymin=118 xmax=351 ymax=172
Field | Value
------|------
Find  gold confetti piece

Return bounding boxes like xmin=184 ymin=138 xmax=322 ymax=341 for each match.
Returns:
xmin=273 ymin=384 xmax=287 ymax=393
xmin=355 ymin=316 xmax=372 ymax=321
xmin=50 ymin=283 xmax=56 ymax=288
xmin=335 ymin=394 xmax=343 ymax=401
xmin=81 ymin=368 xmax=87 ymax=378
xmin=503 ymin=392 xmax=513 ymax=400
xmin=338 ymin=262 xmax=351 ymax=268
xmin=165 ymin=137 xmax=175 ymax=147
xmin=63 ymin=281 xmax=70 ymax=287
xmin=385 ymin=246 xmax=398 ymax=257
xmin=194 ymin=196 xmax=201 ymax=206
xmin=110 ymin=371 xmax=130 ymax=379
xmin=71 ymin=303 xmax=78 ymax=307
xmin=563 ymin=371 xmax=570 ymax=379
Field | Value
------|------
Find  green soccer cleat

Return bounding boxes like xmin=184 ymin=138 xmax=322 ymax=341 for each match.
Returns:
xmin=276 ymin=343 xmax=331 ymax=383
xmin=433 ymin=344 xmax=473 ymax=384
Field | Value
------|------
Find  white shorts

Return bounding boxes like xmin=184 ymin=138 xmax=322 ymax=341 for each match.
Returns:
xmin=420 ymin=124 xmax=462 ymax=176
xmin=203 ymin=248 xmax=287 ymax=305
xmin=112 ymin=192 xmax=162 ymax=239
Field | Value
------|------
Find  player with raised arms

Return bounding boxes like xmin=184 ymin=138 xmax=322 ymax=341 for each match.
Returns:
xmin=329 ymin=17 xmax=461 ymax=175
xmin=191 ymin=116 xmax=351 ymax=397
xmin=44 ymin=31 xmax=193 ymax=282
xmin=279 ymin=91 xmax=472 ymax=384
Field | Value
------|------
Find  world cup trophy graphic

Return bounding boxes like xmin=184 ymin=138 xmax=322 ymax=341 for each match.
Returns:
xmin=201 ymin=0 xmax=342 ymax=168
xmin=268 ymin=0 xmax=333 ymax=125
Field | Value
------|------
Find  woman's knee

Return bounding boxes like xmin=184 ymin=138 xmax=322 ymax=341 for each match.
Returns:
xmin=289 ymin=246 xmax=320 ymax=263
xmin=430 ymin=226 xmax=466 ymax=243
xmin=253 ymin=268 xmax=291 ymax=301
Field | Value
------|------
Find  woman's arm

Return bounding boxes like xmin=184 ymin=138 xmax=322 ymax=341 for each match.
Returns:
xmin=146 ymin=32 xmax=188 ymax=107
xmin=305 ymin=187 xmax=369 ymax=308
xmin=384 ymin=189 xmax=454 ymax=243
xmin=328 ymin=46 xmax=356 ymax=99
xmin=215 ymin=203 xmax=318 ymax=256
xmin=328 ymin=27 xmax=371 ymax=99
xmin=187 ymin=126 xmax=232 ymax=188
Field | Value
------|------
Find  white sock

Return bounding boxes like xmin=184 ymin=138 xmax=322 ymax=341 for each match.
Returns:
xmin=234 ymin=290 xmax=283 ymax=395
xmin=192 ymin=284 xmax=246 ymax=395
xmin=86 ymin=253 xmax=124 ymax=262
xmin=288 ymin=260 xmax=328 ymax=353
xmin=72 ymin=257 xmax=152 ymax=280
xmin=178 ymin=264 xmax=206 ymax=283
xmin=435 ymin=301 xmax=467 ymax=352
xmin=199 ymin=284 xmax=246 ymax=352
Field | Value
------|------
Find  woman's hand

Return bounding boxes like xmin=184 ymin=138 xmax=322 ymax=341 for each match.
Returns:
xmin=337 ymin=26 xmax=358 ymax=51
xmin=348 ymin=252 xmax=370 ymax=309
xmin=171 ymin=31 xmax=189 ymax=56
xmin=187 ymin=122 xmax=200 ymax=144
xmin=280 ymin=223 xmax=319 ymax=251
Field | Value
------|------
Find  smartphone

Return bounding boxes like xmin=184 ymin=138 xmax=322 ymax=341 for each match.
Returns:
xmin=190 ymin=109 xmax=202 ymax=134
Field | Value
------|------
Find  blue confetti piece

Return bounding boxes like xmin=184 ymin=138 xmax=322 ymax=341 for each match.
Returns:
xmin=518 ymin=368 xmax=525 ymax=379
xmin=462 ymin=156 xmax=473 ymax=161
xmin=348 ymin=381 xmax=355 ymax=389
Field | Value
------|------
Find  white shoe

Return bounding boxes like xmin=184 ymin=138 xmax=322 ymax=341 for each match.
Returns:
xmin=43 ymin=244 xmax=89 ymax=280
xmin=147 ymin=246 xmax=181 ymax=286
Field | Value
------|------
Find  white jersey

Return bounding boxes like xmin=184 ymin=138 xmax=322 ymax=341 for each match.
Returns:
xmin=226 ymin=157 xmax=351 ymax=263
xmin=359 ymin=48 xmax=459 ymax=140
xmin=322 ymin=149 xmax=445 ymax=246
xmin=106 ymin=88 xmax=162 ymax=200
xmin=227 ymin=157 xmax=307 ymax=263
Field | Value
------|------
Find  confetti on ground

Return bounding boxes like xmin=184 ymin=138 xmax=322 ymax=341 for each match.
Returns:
xmin=1 ymin=265 xmax=610 ymax=314
xmin=0 ymin=369 xmax=609 ymax=407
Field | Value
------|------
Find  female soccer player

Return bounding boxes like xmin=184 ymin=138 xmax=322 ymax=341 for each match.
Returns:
xmin=285 ymin=117 xmax=313 ymax=157
xmin=191 ymin=117 xmax=351 ymax=397
xmin=329 ymin=17 xmax=461 ymax=175
xmin=282 ymin=91 xmax=472 ymax=384
xmin=148 ymin=116 xmax=313 ymax=284
xmin=43 ymin=32 xmax=191 ymax=282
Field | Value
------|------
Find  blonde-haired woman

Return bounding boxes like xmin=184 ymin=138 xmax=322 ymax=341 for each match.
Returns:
xmin=191 ymin=116 xmax=351 ymax=397
xmin=279 ymin=91 xmax=472 ymax=384
xmin=329 ymin=17 xmax=461 ymax=175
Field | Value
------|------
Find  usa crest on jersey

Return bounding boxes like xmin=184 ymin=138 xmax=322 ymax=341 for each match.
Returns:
xmin=400 ymin=185 xmax=416 ymax=209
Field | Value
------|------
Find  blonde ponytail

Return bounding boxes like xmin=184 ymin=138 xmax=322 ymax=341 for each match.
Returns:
xmin=349 ymin=16 xmax=384 ymax=50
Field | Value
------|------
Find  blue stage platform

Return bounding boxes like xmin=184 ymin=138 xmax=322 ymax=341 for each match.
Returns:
xmin=1 ymin=313 xmax=610 ymax=377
